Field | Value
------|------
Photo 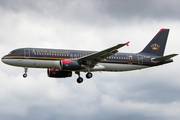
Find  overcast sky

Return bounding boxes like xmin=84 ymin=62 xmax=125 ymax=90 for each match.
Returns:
xmin=0 ymin=0 xmax=180 ymax=120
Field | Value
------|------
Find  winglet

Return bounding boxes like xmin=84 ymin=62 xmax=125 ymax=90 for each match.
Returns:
xmin=125 ymin=41 xmax=130 ymax=46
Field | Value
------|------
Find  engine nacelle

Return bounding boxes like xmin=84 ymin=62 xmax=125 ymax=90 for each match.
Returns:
xmin=53 ymin=59 xmax=84 ymax=71
xmin=47 ymin=69 xmax=72 ymax=78
xmin=60 ymin=59 xmax=84 ymax=70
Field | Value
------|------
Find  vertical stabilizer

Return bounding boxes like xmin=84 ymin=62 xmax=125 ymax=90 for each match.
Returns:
xmin=140 ymin=29 xmax=169 ymax=56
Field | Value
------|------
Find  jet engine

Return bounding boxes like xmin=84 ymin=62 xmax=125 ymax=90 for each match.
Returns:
xmin=53 ymin=59 xmax=85 ymax=71
xmin=60 ymin=59 xmax=84 ymax=70
xmin=47 ymin=69 xmax=72 ymax=78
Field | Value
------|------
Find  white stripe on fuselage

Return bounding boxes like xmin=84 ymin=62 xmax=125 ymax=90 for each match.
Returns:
xmin=98 ymin=63 xmax=149 ymax=71
xmin=2 ymin=59 xmax=149 ymax=72
xmin=2 ymin=59 xmax=57 ymax=68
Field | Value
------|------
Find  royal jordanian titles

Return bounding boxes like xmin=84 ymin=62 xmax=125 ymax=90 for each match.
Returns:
xmin=1 ymin=29 xmax=178 ymax=83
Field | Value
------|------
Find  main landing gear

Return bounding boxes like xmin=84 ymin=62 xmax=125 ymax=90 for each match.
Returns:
xmin=23 ymin=67 xmax=28 ymax=78
xmin=86 ymin=72 xmax=93 ymax=79
xmin=75 ymin=71 xmax=93 ymax=84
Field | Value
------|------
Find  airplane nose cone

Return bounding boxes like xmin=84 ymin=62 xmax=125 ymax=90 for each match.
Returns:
xmin=1 ymin=56 xmax=11 ymax=65
xmin=1 ymin=56 xmax=6 ymax=63
xmin=1 ymin=56 xmax=9 ymax=64
xmin=1 ymin=56 xmax=15 ymax=66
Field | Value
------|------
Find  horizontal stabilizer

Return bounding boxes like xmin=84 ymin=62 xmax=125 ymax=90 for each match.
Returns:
xmin=152 ymin=54 xmax=178 ymax=62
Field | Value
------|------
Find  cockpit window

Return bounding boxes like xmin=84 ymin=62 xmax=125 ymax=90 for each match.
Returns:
xmin=8 ymin=50 xmax=17 ymax=55
xmin=8 ymin=51 xmax=14 ymax=55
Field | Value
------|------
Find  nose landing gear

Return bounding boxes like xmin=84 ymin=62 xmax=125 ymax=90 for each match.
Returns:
xmin=23 ymin=67 xmax=28 ymax=78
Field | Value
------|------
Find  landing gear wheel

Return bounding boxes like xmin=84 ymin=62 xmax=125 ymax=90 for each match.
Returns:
xmin=86 ymin=72 xmax=93 ymax=79
xmin=23 ymin=74 xmax=27 ymax=78
xmin=77 ymin=77 xmax=83 ymax=83
xmin=23 ymin=67 xmax=28 ymax=78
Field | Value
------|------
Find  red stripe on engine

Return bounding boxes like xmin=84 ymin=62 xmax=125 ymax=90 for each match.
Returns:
xmin=62 ymin=59 xmax=71 ymax=64
xmin=50 ymin=69 xmax=58 ymax=72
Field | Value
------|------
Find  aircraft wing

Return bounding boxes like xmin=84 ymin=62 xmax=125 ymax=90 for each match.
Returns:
xmin=152 ymin=54 xmax=178 ymax=62
xmin=76 ymin=42 xmax=130 ymax=68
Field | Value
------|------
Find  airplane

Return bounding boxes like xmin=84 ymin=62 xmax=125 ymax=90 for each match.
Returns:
xmin=1 ymin=29 xmax=178 ymax=83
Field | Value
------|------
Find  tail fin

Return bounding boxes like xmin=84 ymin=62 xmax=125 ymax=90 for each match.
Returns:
xmin=140 ymin=29 xmax=169 ymax=56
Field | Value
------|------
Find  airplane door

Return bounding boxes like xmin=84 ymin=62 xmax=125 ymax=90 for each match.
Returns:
xmin=24 ymin=49 xmax=30 ymax=58
xmin=137 ymin=55 xmax=143 ymax=64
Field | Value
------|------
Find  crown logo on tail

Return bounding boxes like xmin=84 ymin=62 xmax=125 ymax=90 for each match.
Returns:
xmin=151 ymin=43 xmax=160 ymax=50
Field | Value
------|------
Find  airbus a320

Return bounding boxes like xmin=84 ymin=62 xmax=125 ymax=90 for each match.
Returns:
xmin=2 ymin=29 xmax=178 ymax=83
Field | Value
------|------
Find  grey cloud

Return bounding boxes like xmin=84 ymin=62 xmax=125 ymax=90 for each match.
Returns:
xmin=0 ymin=70 xmax=180 ymax=120
xmin=0 ymin=0 xmax=180 ymax=120
xmin=98 ymin=0 xmax=180 ymax=20
xmin=1 ymin=0 xmax=180 ymax=24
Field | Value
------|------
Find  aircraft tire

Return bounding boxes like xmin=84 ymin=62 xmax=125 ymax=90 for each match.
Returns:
xmin=77 ymin=77 xmax=83 ymax=83
xmin=86 ymin=72 xmax=93 ymax=79
xmin=23 ymin=74 xmax=27 ymax=78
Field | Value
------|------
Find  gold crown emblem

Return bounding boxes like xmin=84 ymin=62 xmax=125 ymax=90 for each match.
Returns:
xmin=151 ymin=43 xmax=160 ymax=50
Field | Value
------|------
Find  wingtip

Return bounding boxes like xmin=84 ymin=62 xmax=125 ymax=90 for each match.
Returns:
xmin=125 ymin=41 xmax=130 ymax=46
